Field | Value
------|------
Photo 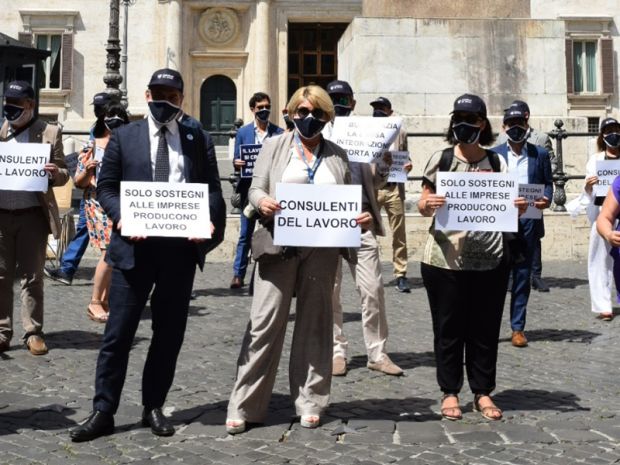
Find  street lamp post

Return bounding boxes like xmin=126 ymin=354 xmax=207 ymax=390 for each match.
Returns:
xmin=549 ymin=119 xmax=569 ymax=212
xmin=120 ymin=0 xmax=136 ymax=107
xmin=104 ymin=0 xmax=123 ymax=102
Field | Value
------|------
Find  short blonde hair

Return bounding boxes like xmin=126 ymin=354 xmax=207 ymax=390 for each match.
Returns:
xmin=286 ymin=85 xmax=335 ymax=122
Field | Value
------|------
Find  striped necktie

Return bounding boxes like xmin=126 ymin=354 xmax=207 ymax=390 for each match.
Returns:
xmin=154 ymin=126 xmax=169 ymax=182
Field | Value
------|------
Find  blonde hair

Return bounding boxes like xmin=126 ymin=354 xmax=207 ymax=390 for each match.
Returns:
xmin=286 ymin=85 xmax=335 ymax=122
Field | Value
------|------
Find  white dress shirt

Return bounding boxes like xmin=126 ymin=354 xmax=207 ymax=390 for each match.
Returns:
xmin=148 ymin=116 xmax=185 ymax=183
xmin=507 ymin=144 xmax=529 ymax=185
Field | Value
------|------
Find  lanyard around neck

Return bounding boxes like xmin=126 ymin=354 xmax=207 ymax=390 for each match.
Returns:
xmin=293 ymin=133 xmax=323 ymax=184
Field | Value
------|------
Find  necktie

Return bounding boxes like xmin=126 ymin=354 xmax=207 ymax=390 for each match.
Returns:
xmin=154 ymin=126 xmax=169 ymax=182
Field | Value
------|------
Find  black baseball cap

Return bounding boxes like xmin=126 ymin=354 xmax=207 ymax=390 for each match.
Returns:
xmin=91 ymin=92 xmax=112 ymax=106
xmin=326 ymin=80 xmax=353 ymax=96
xmin=370 ymin=97 xmax=392 ymax=109
xmin=148 ymin=68 xmax=184 ymax=92
xmin=451 ymin=93 xmax=487 ymax=118
xmin=503 ymin=107 xmax=527 ymax=123
xmin=600 ymin=117 xmax=620 ymax=132
xmin=505 ymin=100 xmax=530 ymax=117
xmin=5 ymin=81 xmax=34 ymax=100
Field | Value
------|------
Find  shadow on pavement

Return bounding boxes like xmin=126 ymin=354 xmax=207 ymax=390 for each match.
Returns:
xmin=348 ymin=351 xmax=436 ymax=371
xmin=491 ymin=389 xmax=589 ymax=412
xmin=543 ymin=276 xmax=588 ymax=289
xmin=499 ymin=328 xmax=601 ymax=344
xmin=45 ymin=330 xmax=147 ymax=350
xmin=327 ymin=396 xmax=439 ymax=422
xmin=140 ymin=305 xmax=209 ymax=320
xmin=0 ymin=406 xmax=78 ymax=435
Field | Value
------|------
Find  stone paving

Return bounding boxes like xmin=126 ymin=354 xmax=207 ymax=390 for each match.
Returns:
xmin=1 ymin=257 xmax=619 ymax=464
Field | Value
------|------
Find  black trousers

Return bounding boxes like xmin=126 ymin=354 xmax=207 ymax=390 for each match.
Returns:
xmin=421 ymin=260 xmax=509 ymax=395
xmin=531 ymin=238 xmax=542 ymax=280
xmin=93 ymin=239 xmax=197 ymax=414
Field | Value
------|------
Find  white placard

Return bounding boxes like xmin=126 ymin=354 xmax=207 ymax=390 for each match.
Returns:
xmin=120 ymin=181 xmax=211 ymax=238
xmin=387 ymin=151 xmax=410 ymax=183
xmin=594 ymin=160 xmax=620 ymax=198
xmin=435 ymin=172 xmax=519 ymax=232
xmin=330 ymin=116 xmax=402 ymax=163
xmin=519 ymin=183 xmax=544 ymax=220
xmin=274 ymin=183 xmax=361 ymax=247
xmin=0 ymin=141 xmax=50 ymax=192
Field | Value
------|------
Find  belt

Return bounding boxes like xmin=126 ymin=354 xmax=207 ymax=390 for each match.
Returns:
xmin=0 ymin=206 xmax=42 ymax=215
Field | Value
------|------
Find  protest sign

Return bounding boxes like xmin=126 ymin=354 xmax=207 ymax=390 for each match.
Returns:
xmin=120 ymin=181 xmax=211 ymax=238
xmin=240 ymin=144 xmax=261 ymax=178
xmin=435 ymin=172 xmax=519 ymax=232
xmin=594 ymin=159 xmax=620 ymax=197
xmin=0 ymin=141 xmax=50 ymax=192
xmin=387 ymin=151 xmax=410 ymax=183
xmin=330 ymin=116 xmax=402 ymax=163
xmin=519 ymin=183 xmax=544 ymax=220
xmin=273 ymin=183 xmax=361 ymax=247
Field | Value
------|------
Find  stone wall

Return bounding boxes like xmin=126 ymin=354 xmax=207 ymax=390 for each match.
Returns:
xmin=362 ymin=0 xmax=531 ymax=19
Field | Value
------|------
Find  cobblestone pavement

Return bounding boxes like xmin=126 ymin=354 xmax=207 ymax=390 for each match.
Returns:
xmin=1 ymin=258 xmax=619 ymax=465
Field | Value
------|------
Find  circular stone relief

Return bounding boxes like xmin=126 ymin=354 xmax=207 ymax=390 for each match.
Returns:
xmin=199 ymin=7 xmax=239 ymax=46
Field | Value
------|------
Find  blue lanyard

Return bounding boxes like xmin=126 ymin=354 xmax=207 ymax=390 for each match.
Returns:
xmin=293 ymin=133 xmax=322 ymax=184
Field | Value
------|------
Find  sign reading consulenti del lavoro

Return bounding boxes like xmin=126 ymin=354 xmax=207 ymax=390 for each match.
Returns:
xmin=0 ymin=142 xmax=51 ymax=192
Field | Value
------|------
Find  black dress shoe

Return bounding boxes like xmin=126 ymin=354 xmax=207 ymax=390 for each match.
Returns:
xmin=396 ymin=276 xmax=411 ymax=293
xmin=70 ymin=410 xmax=114 ymax=442
xmin=142 ymin=408 xmax=175 ymax=436
xmin=531 ymin=276 xmax=550 ymax=292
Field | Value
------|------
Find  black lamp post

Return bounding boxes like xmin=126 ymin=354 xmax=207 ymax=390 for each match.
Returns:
xmin=104 ymin=0 xmax=123 ymax=102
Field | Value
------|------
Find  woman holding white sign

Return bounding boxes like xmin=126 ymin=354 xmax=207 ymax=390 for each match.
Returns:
xmin=75 ymin=103 xmax=129 ymax=323
xmin=226 ymin=85 xmax=372 ymax=434
xmin=582 ymin=118 xmax=620 ymax=321
xmin=418 ymin=94 xmax=527 ymax=422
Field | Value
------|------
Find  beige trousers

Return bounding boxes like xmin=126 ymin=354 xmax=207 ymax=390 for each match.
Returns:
xmin=227 ymin=247 xmax=340 ymax=423
xmin=333 ymin=230 xmax=388 ymax=363
xmin=0 ymin=209 xmax=49 ymax=342
xmin=377 ymin=184 xmax=408 ymax=277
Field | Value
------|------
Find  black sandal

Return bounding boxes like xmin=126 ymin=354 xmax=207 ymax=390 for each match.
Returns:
xmin=440 ymin=394 xmax=462 ymax=421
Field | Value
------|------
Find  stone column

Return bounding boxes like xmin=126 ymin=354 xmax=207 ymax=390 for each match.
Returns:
xmin=166 ymin=0 xmax=182 ymax=70
xmin=254 ymin=0 xmax=270 ymax=95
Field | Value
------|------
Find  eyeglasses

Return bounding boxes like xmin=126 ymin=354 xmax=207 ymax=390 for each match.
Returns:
xmin=296 ymin=106 xmax=326 ymax=120
xmin=255 ymin=104 xmax=271 ymax=110
xmin=452 ymin=113 xmax=482 ymax=125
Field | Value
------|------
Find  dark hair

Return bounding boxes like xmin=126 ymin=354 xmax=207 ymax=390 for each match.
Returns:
xmin=597 ymin=123 xmax=620 ymax=152
xmin=249 ymin=92 xmax=270 ymax=109
xmin=444 ymin=116 xmax=495 ymax=147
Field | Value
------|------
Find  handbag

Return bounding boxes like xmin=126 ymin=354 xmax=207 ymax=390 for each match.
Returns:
xmin=251 ymin=219 xmax=297 ymax=264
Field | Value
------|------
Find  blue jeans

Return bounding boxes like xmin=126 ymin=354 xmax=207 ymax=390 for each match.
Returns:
xmin=232 ymin=213 xmax=257 ymax=280
xmin=59 ymin=200 xmax=89 ymax=276
xmin=510 ymin=220 xmax=540 ymax=331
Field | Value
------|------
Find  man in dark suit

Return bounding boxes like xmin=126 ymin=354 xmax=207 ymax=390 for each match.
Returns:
xmin=492 ymin=106 xmax=553 ymax=348
xmin=230 ymin=92 xmax=283 ymax=289
xmin=70 ymin=69 xmax=225 ymax=442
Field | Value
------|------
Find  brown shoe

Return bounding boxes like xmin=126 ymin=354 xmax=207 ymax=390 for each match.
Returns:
xmin=230 ymin=276 xmax=243 ymax=289
xmin=367 ymin=355 xmax=404 ymax=376
xmin=511 ymin=331 xmax=528 ymax=347
xmin=332 ymin=355 xmax=347 ymax=376
xmin=26 ymin=335 xmax=48 ymax=355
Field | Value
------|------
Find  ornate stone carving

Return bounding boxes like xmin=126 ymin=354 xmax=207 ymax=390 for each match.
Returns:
xmin=199 ymin=7 xmax=239 ymax=47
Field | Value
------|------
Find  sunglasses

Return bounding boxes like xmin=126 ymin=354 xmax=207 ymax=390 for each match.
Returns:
xmin=330 ymin=95 xmax=351 ymax=106
xmin=255 ymin=104 xmax=271 ymax=110
xmin=452 ymin=113 xmax=482 ymax=125
xmin=296 ymin=106 xmax=326 ymax=120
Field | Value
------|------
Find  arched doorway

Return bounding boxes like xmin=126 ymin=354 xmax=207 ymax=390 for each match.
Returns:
xmin=200 ymin=75 xmax=237 ymax=145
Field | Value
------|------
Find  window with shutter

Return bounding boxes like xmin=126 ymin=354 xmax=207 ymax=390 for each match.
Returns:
xmin=61 ymin=33 xmax=73 ymax=91
xmin=565 ymin=39 xmax=574 ymax=94
xmin=600 ymin=38 xmax=614 ymax=94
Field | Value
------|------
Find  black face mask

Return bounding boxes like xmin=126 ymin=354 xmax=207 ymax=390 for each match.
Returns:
xmin=372 ymin=109 xmax=388 ymax=118
xmin=334 ymin=105 xmax=352 ymax=117
xmin=148 ymin=100 xmax=180 ymax=124
xmin=3 ymin=104 xmax=24 ymax=122
xmin=452 ymin=122 xmax=482 ymax=145
xmin=104 ymin=116 xmax=125 ymax=131
xmin=255 ymin=109 xmax=270 ymax=122
xmin=505 ymin=125 xmax=528 ymax=143
xmin=293 ymin=116 xmax=326 ymax=139
xmin=604 ymin=133 xmax=620 ymax=148
xmin=283 ymin=113 xmax=295 ymax=131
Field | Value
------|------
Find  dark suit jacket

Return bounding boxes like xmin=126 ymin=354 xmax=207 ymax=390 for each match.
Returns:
xmin=492 ymin=141 xmax=554 ymax=238
xmin=97 ymin=118 xmax=225 ymax=270
xmin=233 ymin=121 xmax=284 ymax=197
